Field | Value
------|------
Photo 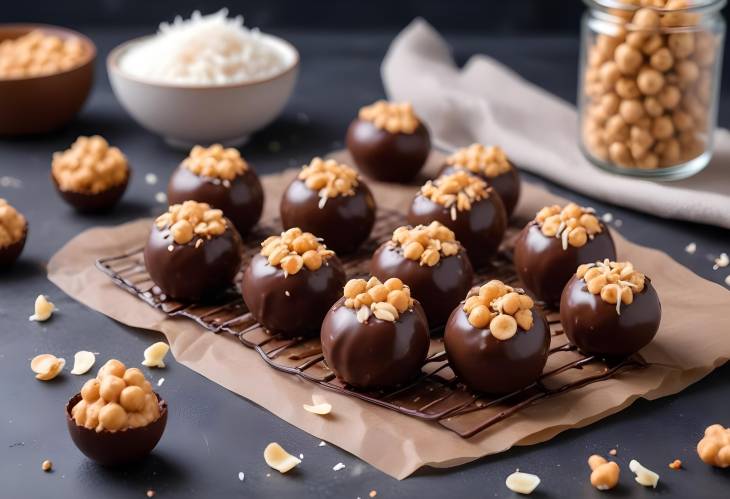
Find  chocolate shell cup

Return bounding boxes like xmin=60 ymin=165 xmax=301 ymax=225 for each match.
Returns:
xmin=280 ymin=177 xmax=376 ymax=255
xmin=444 ymin=304 xmax=551 ymax=395
xmin=167 ymin=165 xmax=264 ymax=236
xmin=0 ymin=225 xmax=27 ymax=268
xmin=321 ymin=297 xmax=430 ymax=389
xmin=407 ymin=193 xmax=507 ymax=269
xmin=560 ymin=274 xmax=661 ymax=358
xmin=345 ymin=119 xmax=431 ymax=183
xmin=241 ymin=253 xmax=346 ymax=338
xmin=144 ymin=219 xmax=243 ymax=302
xmin=52 ymin=170 xmax=130 ymax=213
xmin=439 ymin=164 xmax=521 ymax=218
xmin=514 ymin=221 xmax=617 ymax=306
xmin=66 ymin=393 xmax=167 ymax=467
xmin=370 ymin=241 xmax=474 ymax=329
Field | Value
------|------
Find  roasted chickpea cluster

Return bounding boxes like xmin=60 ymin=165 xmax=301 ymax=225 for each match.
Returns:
xmin=0 ymin=198 xmax=27 ymax=247
xmin=0 ymin=30 xmax=86 ymax=79
xmin=462 ymin=280 xmax=535 ymax=339
xmin=155 ymin=200 xmax=227 ymax=245
xmin=71 ymin=359 xmax=161 ymax=432
xmin=51 ymin=136 xmax=128 ymax=194
xmin=420 ymin=171 xmax=490 ymax=220
xmin=446 ymin=144 xmax=512 ymax=178
xmin=576 ymin=259 xmax=646 ymax=314
xmin=260 ymin=227 xmax=335 ymax=275
xmin=697 ymin=424 xmax=730 ymax=468
xmin=390 ymin=221 xmax=461 ymax=267
xmin=343 ymin=276 xmax=414 ymax=324
xmin=535 ymin=203 xmax=603 ymax=249
xmin=358 ymin=100 xmax=420 ymax=134
xmin=582 ymin=1 xmax=717 ymax=169
xmin=298 ymin=157 xmax=360 ymax=204
xmin=182 ymin=144 xmax=249 ymax=181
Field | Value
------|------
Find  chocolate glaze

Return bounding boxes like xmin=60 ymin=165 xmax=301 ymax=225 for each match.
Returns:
xmin=345 ymin=119 xmax=431 ymax=183
xmin=241 ymin=253 xmax=346 ymax=338
xmin=513 ymin=221 xmax=617 ymax=306
xmin=370 ymin=242 xmax=474 ymax=328
xmin=560 ymin=274 xmax=661 ymax=357
xmin=52 ymin=170 xmax=130 ymax=213
xmin=321 ymin=297 xmax=430 ymax=389
xmin=407 ymin=193 xmax=507 ymax=269
xmin=167 ymin=165 xmax=264 ymax=236
xmin=143 ymin=220 xmax=243 ymax=302
xmin=444 ymin=304 xmax=551 ymax=395
xmin=0 ymin=226 xmax=26 ymax=267
xmin=439 ymin=164 xmax=521 ymax=218
xmin=280 ymin=178 xmax=376 ymax=255
xmin=66 ymin=393 xmax=167 ymax=467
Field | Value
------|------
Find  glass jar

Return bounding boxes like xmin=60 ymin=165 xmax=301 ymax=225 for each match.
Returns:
xmin=578 ymin=0 xmax=725 ymax=180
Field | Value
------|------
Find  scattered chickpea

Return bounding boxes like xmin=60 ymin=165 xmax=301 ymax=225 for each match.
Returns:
xmin=41 ymin=459 xmax=52 ymax=472
xmin=588 ymin=454 xmax=620 ymax=491
xmin=668 ymin=459 xmax=682 ymax=470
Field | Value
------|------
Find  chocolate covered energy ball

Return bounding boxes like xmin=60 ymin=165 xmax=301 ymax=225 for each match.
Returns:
xmin=321 ymin=276 xmax=430 ymax=389
xmin=241 ymin=227 xmax=346 ymax=338
xmin=346 ymin=100 xmax=431 ymax=183
xmin=51 ymin=135 xmax=130 ymax=213
xmin=514 ymin=203 xmax=616 ymax=306
xmin=439 ymin=144 xmax=521 ymax=217
xmin=407 ymin=171 xmax=507 ymax=268
xmin=167 ymin=144 xmax=264 ymax=236
xmin=444 ymin=280 xmax=550 ymax=394
xmin=561 ymin=260 xmax=661 ymax=357
xmin=280 ymin=157 xmax=376 ymax=254
xmin=144 ymin=200 xmax=243 ymax=302
xmin=0 ymin=198 xmax=27 ymax=267
xmin=370 ymin=221 xmax=474 ymax=328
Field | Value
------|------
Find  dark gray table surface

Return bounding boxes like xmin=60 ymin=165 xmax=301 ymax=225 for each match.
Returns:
xmin=1 ymin=28 xmax=729 ymax=499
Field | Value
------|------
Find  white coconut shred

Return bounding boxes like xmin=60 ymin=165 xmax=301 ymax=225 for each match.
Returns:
xmin=119 ymin=9 xmax=288 ymax=85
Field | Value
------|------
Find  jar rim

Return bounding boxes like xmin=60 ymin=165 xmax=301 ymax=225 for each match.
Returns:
xmin=584 ymin=0 xmax=726 ymax=15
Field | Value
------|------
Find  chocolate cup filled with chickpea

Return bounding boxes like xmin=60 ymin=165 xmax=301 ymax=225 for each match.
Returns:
xmin=67 ymin=359 xmax=167 ymax=466
xmin=144 ymin=201 xmax=243 ymax=302
xmin=438 ymin=144 xmax=521 ymax=218
xmin=407 ymin=171 xmax=507 ymax=269
xmin=514 ymin=203 xmax=616 ymax=306
xmin=370 ymin=222 xmax=474 ymax=329
xmin=0 ymin=198 xmax=28 ymax=267
xmin=241 ymin=228 xmax=346 ymax=338
xmin=51 ymin=136 xmax=130 ymax=213
xmin=581 ymin=4 xmax=719 ymax=174
xmin=280 ymin=157 xmax=376 ymax=255
xmin=321 ymin=276 xmax=430 ymax=389
xmin=346 ymin=100 xmax=431 ymax=183
xmin=561 ymin=260 xmax=661 ymax=358
xmin=167 ymin=144 xmax=264 ymax=236
xmin=444 ymin=280 xmax=550 ymax=395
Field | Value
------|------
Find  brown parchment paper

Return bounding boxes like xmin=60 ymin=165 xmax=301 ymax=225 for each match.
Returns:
xmin=47 ymin=152 xmax=730 ymax=480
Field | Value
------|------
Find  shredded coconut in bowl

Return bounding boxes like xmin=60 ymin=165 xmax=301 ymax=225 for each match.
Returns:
xmin=119 ymin=9 xmax=289 ymax=85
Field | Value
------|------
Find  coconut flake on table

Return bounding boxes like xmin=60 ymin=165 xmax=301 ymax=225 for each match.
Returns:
xmin=119 ymin=9 xmax=287 ymax=86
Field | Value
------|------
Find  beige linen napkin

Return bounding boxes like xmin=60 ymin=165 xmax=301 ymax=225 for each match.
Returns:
xmin=382 ymin=19 xmax=730 ymax=229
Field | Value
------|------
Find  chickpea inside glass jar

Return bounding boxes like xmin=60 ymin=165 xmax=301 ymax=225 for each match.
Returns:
xmin=579 ymin=0 xmax=725 ymax=180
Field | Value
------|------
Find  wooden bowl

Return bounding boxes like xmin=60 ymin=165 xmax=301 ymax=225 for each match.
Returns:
xmin=0 ymin=24 xmax=95 ymax=135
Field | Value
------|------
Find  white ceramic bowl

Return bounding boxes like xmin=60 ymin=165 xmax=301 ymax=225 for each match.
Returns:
xmin=107 ymin=33 xmax=299 ymax=148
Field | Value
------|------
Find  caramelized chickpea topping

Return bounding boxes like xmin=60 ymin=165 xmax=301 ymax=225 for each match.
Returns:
xmin=446 ymin=144 xmax=512 ymax=178
xmin=419 ymin=171 xmax=490 ymax=221
xmin=358 ymin=100 xmax=420 ymax=134
xmin=576 ymin=259 xmax=646 ymax=315
xmin=462 ymin=280 xmax=535 ymax=339
xmin=298 ymin=157 xmax=359 ymax=206
xmin=182 ymin=144 xmax=248 ymax=181
xmin=534 ymin=203 xmax=602 ymax=249
xmin=390 ymin=221 xmax=462 ymax=267
xmin=260 ymin=227 xmax=334 ymax=275
xmin=154 ymin=201 xmax=227 ymax=245
xmin=343 ymin=276 xmax=413 ymax=323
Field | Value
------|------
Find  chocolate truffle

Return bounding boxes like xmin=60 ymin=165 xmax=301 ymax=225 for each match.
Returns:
xmin=346 ymin=100 xmax=430 ymax=183
xmin=51 ymin=135 xmax=130 ymax=213
xmin=0 ymin=198 xmax=27 ymax=267
xmin=321 ymin=276 xmax=430 ymax=389
xmin=514 ymin=203 xmax=616 ymax=306
xmin=66 ymin=359 xmax=167 ymax=466
xmin=439 ymin=143 xmax=521 ymax=217
xmin=280 ymin=157 xmax=376 ymax=254
xmin=144 ymin=200 xmax=243 ymax=302
xmin=241 ymin=228 xmax=346 ymax=338
xmin=444 ymin=280 xmax=550 ymax=394
xmin=167 ymin=144 xmax=264 ymax=236
xmin=370 ymin=222 xmax=474 ymax=328
xmin=407 ymin=171 xmax=507 ymax=268
xmin=561 ymin=260 xmax=661 ymax=357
